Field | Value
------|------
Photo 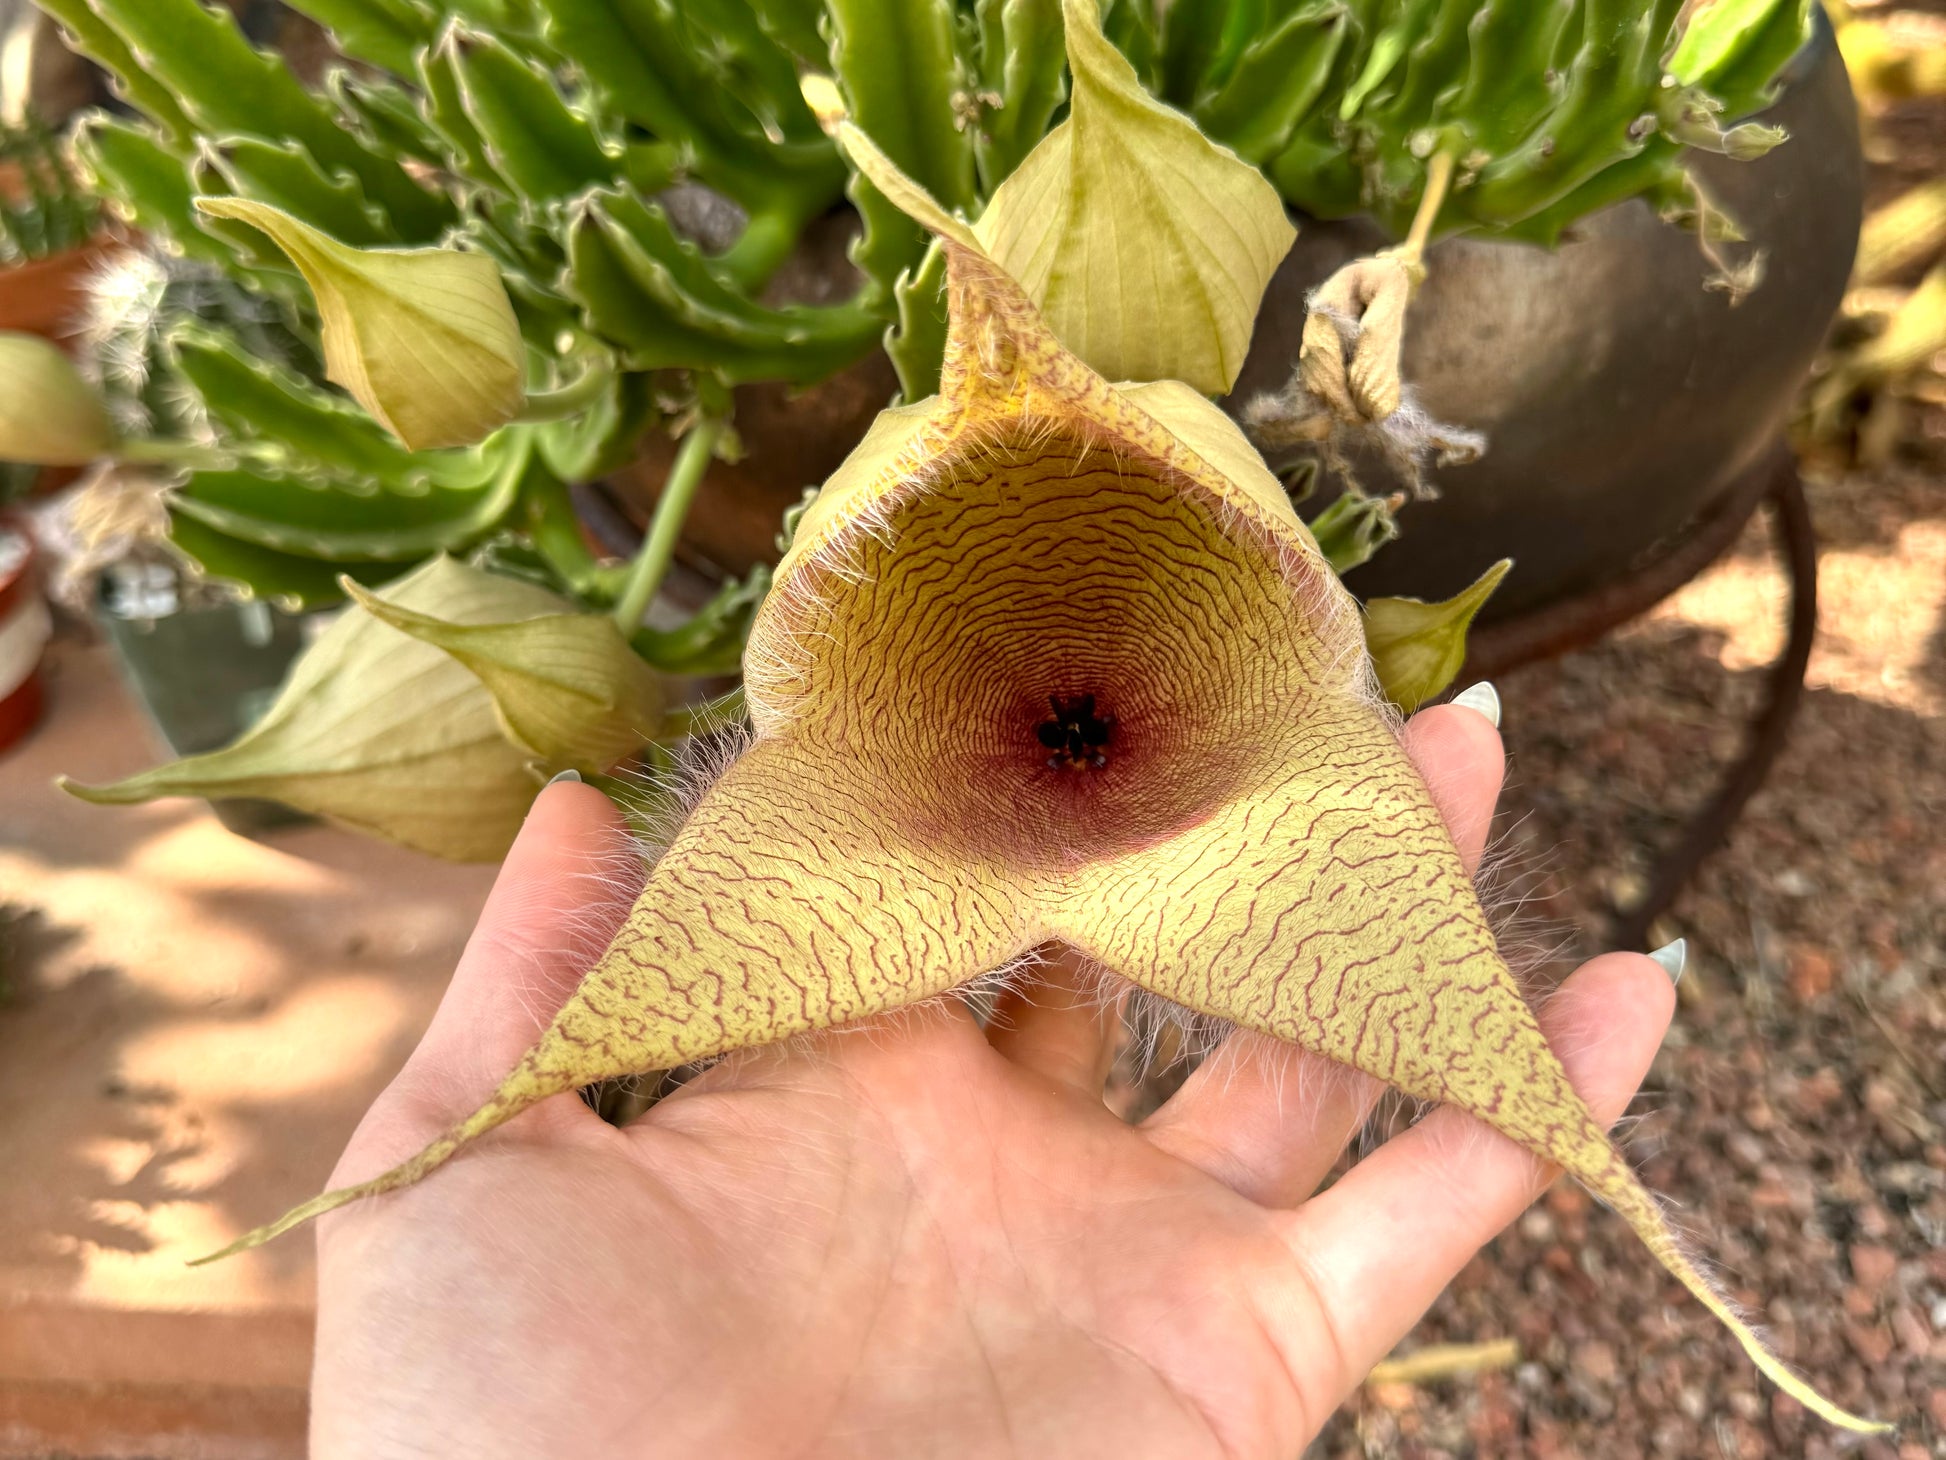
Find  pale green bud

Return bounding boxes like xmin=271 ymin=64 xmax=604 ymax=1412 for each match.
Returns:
xmin=0 ymin=332 xmax=117 ymax=465
xmin=1364 ymin=558 xmax=1513 ymax=714
xmin=966 ymin=0 xmax=1295 ymax=395
xmin=195 ymin=198 xmax=524 ymax=450
xmin=343 ymin=577 xmax=663 ymax=777
xmin=60 ymin=557 xmax=657 ymax=861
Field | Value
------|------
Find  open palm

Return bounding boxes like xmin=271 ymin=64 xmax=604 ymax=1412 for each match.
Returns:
xmin=310 ymin=702 xmax=1675 ymax=1459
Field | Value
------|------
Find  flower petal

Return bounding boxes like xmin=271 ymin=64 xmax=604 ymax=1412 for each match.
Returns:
xmin=194 ymin=736 xmax=1032 ymax=1262
xmin=1052 ymin=724 xmax=1886 ymax=1434
xmin=971 ymin=0 xmax=1294 ymax=394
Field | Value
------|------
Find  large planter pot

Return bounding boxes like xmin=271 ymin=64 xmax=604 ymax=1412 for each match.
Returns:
xmin=0 ymin=515 xmax=51 ymax=754
xmin=610 ymin=15 xmax=1859 ymax=616
xmin=1229 ymin=14 xmax=1862 ymax=620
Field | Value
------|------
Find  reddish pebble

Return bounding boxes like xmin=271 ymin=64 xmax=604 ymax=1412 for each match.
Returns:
xmin=1788 ymin=946 xmax=1836 ymax=1001
xmin=1544 ymin=1179 xmax=1590 ymax=1218
xmin=1890 ymin=1304 xmax=1929 ymax=1356
xmin=1924 ymin=1387 xmax=1946 ymax=1430
xmin=1849 ymin=1243 xmax=1899 ymax=1292
xmin=1845 ymin=1320 xmax=1894 ymax=1365
xmin=1571 ymin=1339 xmax=1618 ymax=1384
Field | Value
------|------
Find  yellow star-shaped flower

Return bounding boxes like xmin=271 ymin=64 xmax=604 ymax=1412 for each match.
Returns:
xmin=200 ymin=113 xmax=1881 ymax=1439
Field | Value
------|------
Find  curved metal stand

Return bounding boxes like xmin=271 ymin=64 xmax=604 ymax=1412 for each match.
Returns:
xmin=1611 ymin=461 xmax=1819 ymax=949
xmin=1454 ymin=442 xmax=1822 ymax=948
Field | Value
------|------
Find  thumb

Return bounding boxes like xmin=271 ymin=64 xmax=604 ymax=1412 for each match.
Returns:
xmin=342 ymin=777 xmax=644 ymax=1174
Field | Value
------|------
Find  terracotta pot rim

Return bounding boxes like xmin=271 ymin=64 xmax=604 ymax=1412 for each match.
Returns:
xmin=0 ymin=231 xmax=128 ymax=340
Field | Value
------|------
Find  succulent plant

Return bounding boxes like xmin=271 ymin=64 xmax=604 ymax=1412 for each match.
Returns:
xmin=1 ymin=0 xmax=1817 ymax=862
xmin=0 ymin=110 xmax=98 ymax=265
xmin=82 ymin=249 xmax=313 ymax=441
xmin=25 ymin=0 xmax=1812 ymax=613
xmin=165 ymin=46 xmax=1889 ymax=1434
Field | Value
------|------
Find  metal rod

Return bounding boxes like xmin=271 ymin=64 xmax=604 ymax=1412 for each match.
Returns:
xmin=1612 ymin=460 xmax=1820 ymax=949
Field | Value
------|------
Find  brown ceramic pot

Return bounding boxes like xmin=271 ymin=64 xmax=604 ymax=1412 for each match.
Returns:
xmin=1229 ymin=13 xmax=1862 ymax=619
xmin=0 ymin=231 xmax=119 ymax=340
xmin=606 ymin=17 xmax=1860 ymax=621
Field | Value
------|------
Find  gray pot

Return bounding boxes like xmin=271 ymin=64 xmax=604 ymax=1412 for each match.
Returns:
xmin=1227 ymin=13 xmax=1863 ymax=620
xmin=97 ymin=560 xmax=314 ymax=836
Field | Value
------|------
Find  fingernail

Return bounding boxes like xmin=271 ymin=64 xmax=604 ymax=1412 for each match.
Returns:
xmin=1647 ymin=938 xmax=1687 ymax=985
xmin=548 ymin=768 xmax=583 ymax=785
xmin=1450 ymin=681 xmax=1500 ymax=728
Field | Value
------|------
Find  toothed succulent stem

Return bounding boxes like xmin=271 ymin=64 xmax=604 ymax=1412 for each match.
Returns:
xmin=515 ymin=351 xmax=617 ymax=423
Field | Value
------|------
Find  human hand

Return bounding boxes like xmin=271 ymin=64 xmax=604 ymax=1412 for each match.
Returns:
xmin=310 ymin=700 xmax=1676 ymax=1459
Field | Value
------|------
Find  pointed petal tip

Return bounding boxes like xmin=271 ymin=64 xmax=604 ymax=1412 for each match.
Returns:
xmin=185 ymin=1192 xmax=343 ymax=1266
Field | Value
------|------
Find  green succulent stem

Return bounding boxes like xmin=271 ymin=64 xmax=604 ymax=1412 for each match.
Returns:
xmin=610 ymin=416 xmax=727 ymax=633
xmin=516 ymin=352 xmax=618 ymax=422
xmin=715 ymin=206 xmax=809 ymax=292
xmin=119 ymin=436 xmax=285 ymax=472
xmin=520 ymin=456 xmax=625 ymax=602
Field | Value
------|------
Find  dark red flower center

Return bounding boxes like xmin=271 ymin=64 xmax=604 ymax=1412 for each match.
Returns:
xmin=1037 ymin=693 xmax=1115 ymax=770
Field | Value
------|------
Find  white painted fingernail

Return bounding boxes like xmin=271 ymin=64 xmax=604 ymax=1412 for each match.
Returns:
xmin=1450 ymin=681 xmax=1500 ymax=728
xmin=1647 ymin=938 xmax=1687 ymax=985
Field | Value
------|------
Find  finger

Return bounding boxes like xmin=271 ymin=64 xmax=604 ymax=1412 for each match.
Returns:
xmin=355 ymin=779 xmax=643 ymax=1152
xmin=1142 ymin=1039 xmax=1383 ymax=1207
xmin=985 ymin=944 xmax=1124 ymax=1094
xmin=1276 ymin=952 xmax=1676 ymax=1394
xmin=1398 ymin=693 xmax=1506 ymax=875
xmin=1141 ymin=695 xmax=1506 ymax=1205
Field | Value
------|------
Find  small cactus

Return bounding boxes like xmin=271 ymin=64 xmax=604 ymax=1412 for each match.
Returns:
xmin=0 ymin=110 xmax=98 ymax=265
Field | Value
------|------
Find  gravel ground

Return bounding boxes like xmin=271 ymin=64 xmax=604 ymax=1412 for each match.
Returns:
xmin=1307 ymin=89 xmax=1946 ymax=1460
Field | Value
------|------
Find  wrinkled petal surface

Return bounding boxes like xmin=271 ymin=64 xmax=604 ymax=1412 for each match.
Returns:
xmin=198 ymin=94 xmax=1886 ymax=1437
